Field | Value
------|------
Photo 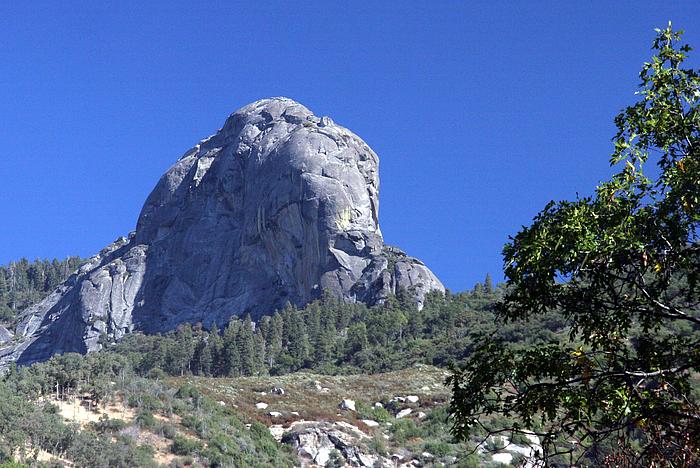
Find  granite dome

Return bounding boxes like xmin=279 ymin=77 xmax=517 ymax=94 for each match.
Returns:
xmin=0 ymin=97 xmax=444 ymax=367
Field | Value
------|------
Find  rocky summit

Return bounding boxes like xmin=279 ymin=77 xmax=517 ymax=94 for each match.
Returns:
xmin=0 ymin=98 xmax=443 ymax=367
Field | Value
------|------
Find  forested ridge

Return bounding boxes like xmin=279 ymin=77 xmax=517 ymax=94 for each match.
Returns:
xmin=0 ymin=264 xmax=564 ymax=468
xmin=1 ymin=257 xmax=545 ymax=378
xmin=0 ymin=257 xmax=83 ymax=326
xmin=110 ymin=285 xmax=505 ymax=378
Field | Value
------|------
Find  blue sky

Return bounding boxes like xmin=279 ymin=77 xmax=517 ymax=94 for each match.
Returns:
xmin=1 ymin=1 xmax=699 ymax=291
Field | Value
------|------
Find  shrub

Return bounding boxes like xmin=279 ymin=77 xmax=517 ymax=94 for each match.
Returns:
xmin=423 ymin=440 xmax=453 ymax=457
xmin=390 ymin=419 xmax=422 ymax=444
xmin=370 ymin=406 xmax=391 ymax=423
xmin=368 ymin=433 xmax=387 ymax=456
xmin=92 ymin=416 xmax=127 ymax=433
xmin=175 ymin=384 xmax=200 ymax=399
xmin=170 ymin=435 xmax=203 ymax=456
xmin=158 ymin=423 xmax=178 ymax=439
xmin=136 ymin=411 xmax=156 ymax=428
xmin=325 ymin=450 xmax=344 ymax=468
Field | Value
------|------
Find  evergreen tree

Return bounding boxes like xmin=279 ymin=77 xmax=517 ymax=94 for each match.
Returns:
xmin=483 ymin=273 xmax=493 ymax=295
xmin=282 ymin=304 xmax=309 ymax=369
xmin=192 ymin=338 xmax=212 ymax=376
xmin=165 ymin=326 xmax=195 ymax=377
xmin=345 ymin=322 xmax=369 ymax=356
xmin=253 ymin=328 xmax=266 ymax=375
xmin=237 ymin=315 xmax=257 ymax=376
xmin=222 ymin=319 xmax=241 ymax=376
xmin=208 ymin=323 xmax=224 ymax=376
xmin=265 ymin=313 xmax=284 ymax=368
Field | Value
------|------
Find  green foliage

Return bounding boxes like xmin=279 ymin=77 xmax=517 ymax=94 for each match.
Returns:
xmin=102 ymin=285 xmax=517 ymax=381
xmin=135 ymin=410 xmax=156 ymax=428
xmin=325 ymin=449 xmax=344 ymax=468
xmin=390 ymin=419 xmax=421 ymax=444
xmin=369 ymin=433 xmax=388 ymax=456
xmin=170 ymin=435 xmax=203 ymax=456
xmin=91 ymin=416 xmax=127 ymax=434
xmin=0 ymin=347 xmax=296 ymax=467
xmin=449 ymin=24 xmax=700 ymax=466
xmin=423 ymin=440 xmax=453 ymax=457
xmin=0 ymin=256 xmax=83 ymax=326
xmin=356 ymin=400 xmax=394 ymax=424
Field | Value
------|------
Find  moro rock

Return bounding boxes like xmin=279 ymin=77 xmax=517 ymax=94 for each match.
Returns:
xmin=1 ymin=98 xmax=443 ymax=366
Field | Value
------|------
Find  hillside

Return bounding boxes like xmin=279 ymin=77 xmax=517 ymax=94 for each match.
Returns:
xmin=0 ymin=351 xmax=538 ymax=468
xmin=0 ymin=269 xmax=555 ymax=467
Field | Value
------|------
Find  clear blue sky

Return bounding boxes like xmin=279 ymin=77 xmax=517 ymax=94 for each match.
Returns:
xmin=1 ymin=2 xmax=698 ymax=292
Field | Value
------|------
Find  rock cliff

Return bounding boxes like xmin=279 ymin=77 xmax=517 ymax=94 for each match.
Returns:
xmin=0 ymin=97 xmax=443 ymax=367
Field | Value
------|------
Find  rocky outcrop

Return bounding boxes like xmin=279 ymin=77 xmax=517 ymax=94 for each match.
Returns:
xmin=282 ymin=421 xmax=394 ymax=467
xmin=0 ymin=326 xmax=12 ymax=345
xmin=1 ymin=97 xmax=443 ymax=367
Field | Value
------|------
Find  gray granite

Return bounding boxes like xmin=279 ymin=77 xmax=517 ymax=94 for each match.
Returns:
xmin=1 ymin=98 xmax=443 ymax=367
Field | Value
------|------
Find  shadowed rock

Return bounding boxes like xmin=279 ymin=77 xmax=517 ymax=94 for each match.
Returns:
xmin=1 ymin=97 xmax=443 ymax=367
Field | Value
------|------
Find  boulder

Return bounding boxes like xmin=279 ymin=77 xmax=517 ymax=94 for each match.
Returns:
xmin=282 ymin=421 xmax=394 ymax=467
xmin=396 ymin=408 xmax=413 ymax=419
xmin=269 ymin=425 xmax=285 ymax=441
xmin=339 ymin=399 xmax=356 ymax=411
xmin=0 ymin=326 xmax=12 ymax=345
xmin=255 ymin=402 xmax=268 ymax=410
xmin=492 ymin=452 xmax=513 ymax=465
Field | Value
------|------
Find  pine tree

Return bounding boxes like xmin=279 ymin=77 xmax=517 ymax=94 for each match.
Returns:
xmin=282 ymin=304 xmax=309 ymax=369
xmin=208 ymin=323 xmax=224 ymax=376
xmin=223 ymin=319 xmax=241 ymax=376
xmin=345 ymin=322 xmax=369 ymax=355
xmin=253 ymin=328 xmax=266 ymax=374
xmin=192 ymin=338 xmax=212 ymax=376
xmin=265 ymin=313 xmax=284 ymax=368
xmin=305 ymin=302 xmax=322 ymax=348
xmin=320 ymin=330 xmax=337 ymax=364
xmin=237 ymin=315 xmax=257 ymax=376
xmin=483 ymin=273 xmax=493 ymax=295
xmin=170 ymin=324 xmax=196 ymax=376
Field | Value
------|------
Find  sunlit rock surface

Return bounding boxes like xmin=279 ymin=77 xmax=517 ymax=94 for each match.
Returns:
xmin=1 ymin=98 xmax=443 ymax=367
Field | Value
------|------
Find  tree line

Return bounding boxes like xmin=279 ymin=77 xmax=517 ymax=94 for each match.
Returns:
xmin=109 ymin=280 xmax=516 ymax=379
xmin=0 ymin=257 xmax=83 ymax=325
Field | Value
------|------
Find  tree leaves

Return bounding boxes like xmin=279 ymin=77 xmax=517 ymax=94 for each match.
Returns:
xmin=450 ymin=24 xmax=700 ymax=465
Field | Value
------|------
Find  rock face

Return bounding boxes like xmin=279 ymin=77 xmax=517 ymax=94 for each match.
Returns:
xmin=0 ymin=97 xmax=443 ymax=367
xmin=282 ymin=421 xmax=395 ymax=467
xmin=0 ymin=326 xmax=12 ymax=345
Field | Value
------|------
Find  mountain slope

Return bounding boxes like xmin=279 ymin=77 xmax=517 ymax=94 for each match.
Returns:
xmin=0 ymin=98 xmax=443 ymax=367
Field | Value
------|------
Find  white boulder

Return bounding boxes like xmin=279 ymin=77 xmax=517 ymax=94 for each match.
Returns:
xmin=339 ymin=399 xmax=356 ymax=411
